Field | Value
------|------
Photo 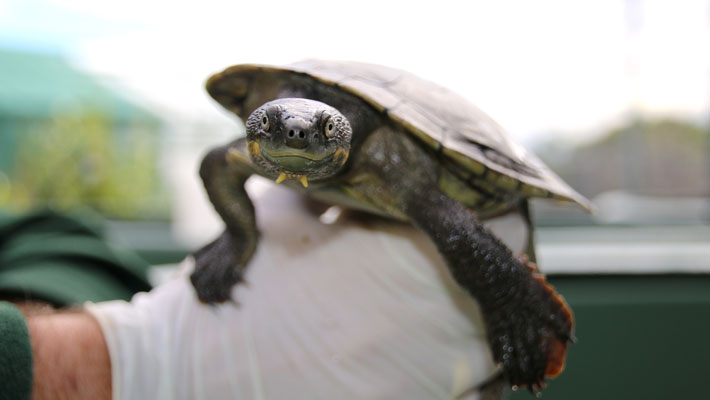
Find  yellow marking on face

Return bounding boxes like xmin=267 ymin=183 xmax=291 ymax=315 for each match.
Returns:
xmin=334 ymin=147 xmax=349 ymax=166
xmin=298 ymin=175 xmax=309 ymax=188
xmin=275 ymin=173 xmax=287 ymax=184
xmin=247 ymin=141 xmax=261 ymax=158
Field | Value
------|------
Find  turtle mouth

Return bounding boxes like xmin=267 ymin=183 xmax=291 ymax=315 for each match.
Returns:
xmin=260 ymin=148 xmax=335 ymax=172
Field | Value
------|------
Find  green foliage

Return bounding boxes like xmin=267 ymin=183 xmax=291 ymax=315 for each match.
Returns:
xmin=2 ymin=111 xmax=169 ymax=219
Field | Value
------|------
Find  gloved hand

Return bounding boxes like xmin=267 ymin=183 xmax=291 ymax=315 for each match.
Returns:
xmin=87 ymin=178 xmax=530 ymax=400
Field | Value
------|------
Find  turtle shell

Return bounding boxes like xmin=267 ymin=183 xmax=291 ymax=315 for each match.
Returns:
xmin=207 ymin=60 xmax=592 ymax=212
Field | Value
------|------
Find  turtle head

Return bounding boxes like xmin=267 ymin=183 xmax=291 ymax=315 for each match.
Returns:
xmin=245 ymin=98 xmax=352 ymax=187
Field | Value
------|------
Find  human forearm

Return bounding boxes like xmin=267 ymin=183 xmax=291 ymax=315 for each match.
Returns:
xmin=25 ymin=308 xmax=111 ymax=400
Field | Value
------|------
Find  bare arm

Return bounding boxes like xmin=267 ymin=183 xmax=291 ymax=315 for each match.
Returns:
xmin=21 ymin=305 xmax=111 ymax=400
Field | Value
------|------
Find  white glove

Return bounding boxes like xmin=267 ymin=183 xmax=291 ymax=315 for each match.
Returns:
xmin=87 ymin=178 xmax=529 ymax=400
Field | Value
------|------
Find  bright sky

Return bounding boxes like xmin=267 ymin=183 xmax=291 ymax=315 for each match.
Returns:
xmin=1 ymin=0 xmax=708 ymax=143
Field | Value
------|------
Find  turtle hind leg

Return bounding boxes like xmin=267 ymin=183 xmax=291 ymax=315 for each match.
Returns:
xmin=191 ymin=231 xmax=245 ymax=303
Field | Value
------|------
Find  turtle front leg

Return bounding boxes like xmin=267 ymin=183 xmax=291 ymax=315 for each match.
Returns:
xmin=404 ymin=187 xmax=573 ymax=392
xmin=191 ymin=139 xmax=258 ymax=303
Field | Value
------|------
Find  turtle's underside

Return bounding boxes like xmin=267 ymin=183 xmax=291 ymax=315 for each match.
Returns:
xmin=192 ymin=60 xmax=590 ymax=392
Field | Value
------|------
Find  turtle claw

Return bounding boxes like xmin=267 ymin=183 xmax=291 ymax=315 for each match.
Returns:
xmin=190 ymin=258 xmax=244 ymax=304
xmin=191 ymin=232 xmax=246 ymax=304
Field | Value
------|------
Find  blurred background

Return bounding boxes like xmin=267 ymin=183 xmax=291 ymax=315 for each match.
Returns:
xmin=0 ymin=0 xmax=708 ymax=398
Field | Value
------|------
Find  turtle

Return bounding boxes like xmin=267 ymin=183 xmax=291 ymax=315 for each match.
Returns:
xmin=192 ymin=60 xmax=592 ymax=392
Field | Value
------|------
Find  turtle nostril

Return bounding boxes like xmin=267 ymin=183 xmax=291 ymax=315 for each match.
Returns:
xmin=284 ymin=124 xmax=309 ymax=149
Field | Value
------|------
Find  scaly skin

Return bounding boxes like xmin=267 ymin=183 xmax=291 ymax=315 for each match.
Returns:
xmin=191 ymin=140 xmax=258 ymax=303
xmin=405 ymin=188 xmax=573 ymax=391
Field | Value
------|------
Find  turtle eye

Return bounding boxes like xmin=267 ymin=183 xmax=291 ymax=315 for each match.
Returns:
xmin=260 ymin=113 xmax=270 ymax=131
xmin=324 ymin=117 xmax=336 ymax=138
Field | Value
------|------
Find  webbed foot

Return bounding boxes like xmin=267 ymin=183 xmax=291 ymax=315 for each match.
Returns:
xmin=190 ymin=231 xmax=246 ymax=303
xmin=486 ymin=259 xmax=573 ymax=392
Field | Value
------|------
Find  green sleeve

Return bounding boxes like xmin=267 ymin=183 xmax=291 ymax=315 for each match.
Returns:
xmin=0 ymin=301 xmax=32 ymax=400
